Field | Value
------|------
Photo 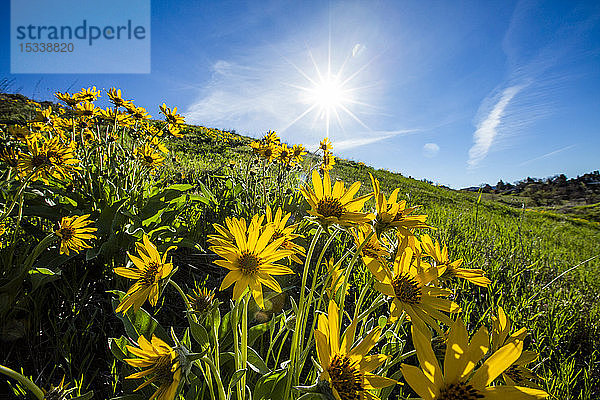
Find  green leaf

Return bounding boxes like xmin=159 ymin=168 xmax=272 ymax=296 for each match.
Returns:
xmin=111 ymin=293 xmax=168 ymax=342
xmin=246 ymin=346 xmax=270 ymax=375
xmin=28 ymin=267 xmax=61 ymax=292
xmin=109 ymin=336 xmax=130 ymax=361
xmin=228 ymin=369 xmax=247 ymax=394
xmin=254 ymin=369 xmax=288 ymax=400
xmin=188 ymin=318 xmax=209 ymax=347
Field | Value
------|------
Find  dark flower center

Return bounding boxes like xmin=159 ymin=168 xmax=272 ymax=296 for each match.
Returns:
xmin=154 ymin=354 xmax=175 ymax=386
xmin=141 ymin=262 xmax=160 ymax=286
xmin=438 ymin=382 xmax=484 ymax=400
xmin=327 ymin=354 xmax=363 ymax=400
xmin=238 ymin=251 xmax=260 ymax=274
xmin=57 ymin=227 xmax=75 ymax=241
xmin=32 ymin=154 xmax=51 ymax=168
xmin=317 ymin=197 xmax=344 ymax=218
xmin=144 ymin=155 xmax=155 ymax=165
xmin=391 ymin=273 xmax=422 ymax=304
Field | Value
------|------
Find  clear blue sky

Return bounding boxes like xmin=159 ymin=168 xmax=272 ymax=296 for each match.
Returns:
xmin=2 ymin=0 xmax=599 ymax=188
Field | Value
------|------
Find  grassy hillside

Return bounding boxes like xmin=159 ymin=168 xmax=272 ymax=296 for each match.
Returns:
xmin=175 ymin=124 xmax=600 ymax=398
xmin=1 ymin=91 xmax=599 ymax=399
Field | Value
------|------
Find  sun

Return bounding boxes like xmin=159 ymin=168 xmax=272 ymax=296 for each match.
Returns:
xmin=281 ymin=42 xmax=373 ymax=140
xmin=308 ymin=74 xmax=347 ymax=111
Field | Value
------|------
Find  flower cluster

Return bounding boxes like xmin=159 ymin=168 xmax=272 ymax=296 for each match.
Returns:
xmin=249 ymin=130 xmax=307 ymax=166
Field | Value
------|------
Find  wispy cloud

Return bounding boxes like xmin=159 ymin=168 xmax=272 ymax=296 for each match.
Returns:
xmin=467 ymin=0 xmax=599 ymax=169
xmin=332 ymin=129 xmax=419 ymax=151
xmin=467 ymin=84 xmax=524 ymax=168
xmin=517 ymin=144 xmax=576 ymax=166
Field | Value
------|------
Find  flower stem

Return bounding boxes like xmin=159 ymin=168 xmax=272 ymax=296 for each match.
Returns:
xmin=0 ymin=364 xmax=44 ymax=400
xmin=285 ymin=225 xmax=323 ymax=399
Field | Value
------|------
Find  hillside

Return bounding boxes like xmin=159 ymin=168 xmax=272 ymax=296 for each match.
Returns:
xmin=464 ymin=172 xmax=600 ymax=223
xmin=1 ymin=91 xmax=599 ymax=399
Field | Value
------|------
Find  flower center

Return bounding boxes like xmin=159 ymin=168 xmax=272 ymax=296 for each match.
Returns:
xmin=57 ymin=227 xmax=75 ymax=241
xmin=327 ymin=354 xmax=363 ymax=400
xmin=144 ymin=155 xmax=155 ymax=165
xmin=391 ymin=273 xmax=422 ymax=304
xmin=154 ymin=354 xmax=175 ymax=385
xmin=317 ymin=197 xmax=344 ymax=218
xmin=438 ymin=382 xmax=484 ymax=400
xmin=32 ymin=154 xmax=50 ymax=168
xmin=238 ymin=251 xmax=261 ymax=274
xmin=141 ymin=262 xmax=160 ymax=286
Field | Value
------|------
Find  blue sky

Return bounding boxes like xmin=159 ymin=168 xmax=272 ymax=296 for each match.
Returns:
xmin=2 ymin=0 xmax=599 ymax=188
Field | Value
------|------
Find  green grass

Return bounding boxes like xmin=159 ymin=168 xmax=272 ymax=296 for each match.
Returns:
xmin=1 ymin=91 xmax=598 ymax=398
xmin=172 ymin=129 xmax=600 ymax=398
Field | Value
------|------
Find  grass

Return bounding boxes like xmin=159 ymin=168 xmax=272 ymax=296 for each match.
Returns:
xmin=1 ymin=91 xmax=598 ymax=399
xmin=173 ymin=128 xmax=600 ymax=398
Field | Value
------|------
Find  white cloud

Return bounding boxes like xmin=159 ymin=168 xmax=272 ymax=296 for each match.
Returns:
xmin=518 ymin=144 xmax=576 ymax=166
xmin=332 ymin=129 xmax=419 ymax=151
xmin=423 ymin=143 xmax=440 ymax=158
xmin=467 ymin=85 xmax=524 ymax=168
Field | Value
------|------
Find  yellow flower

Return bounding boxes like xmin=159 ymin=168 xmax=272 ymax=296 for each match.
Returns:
xmin=491 ymin=307 xmax=542 ymax=389
xmin=370 ymin=173 xmax=430 ymax=235
xmin=75 ymin=101 xmax=99 ymax=118
xmin=0 ymin=145 xmax=19 ymax=168
xmin=135 ymin=143 xmax=166 ymax=173
xmin=319 ymin=137 xmax=333 ymax=152
xmin=76 ymin=86 xmax=101 ymax=102
xmin=114 ymin=235 xmax=175 ymax=313
xmin=299 ymin=170 xmax=373 ymax=228
xmin=401 ymin=319 xmax=549 ymax=400
xmin=259 ymin=143 xmax=280 ymax=163
xmin=125 ymin=335 xmax=181 ymax=400
xmin=18 ymin=137 xmax=80 ymax=183
xmin=373 ymin=242 xmax=460 ymax=335
xmin=278 ymin=143 xmax=292 ymax=164
xmin=249 ymin=140 xmax=262 ymax=155
xmin=421 ymin=234 xmax=491 ymax=287
xmin=315 ymin=300 xmax=397 ymax=400
xmin=350 ymin=225 xmax=390 ymax=281
xmin=108 ymin=87 xmax=130 ymax=108
xmin=159 ymin=103 xmax=185 ymax=126
xmin=325 ymin=258 xmax=348 ymax=298
xmin=42 ymin=376 xmax=74 ymax=399
xmin=127 ymin=104 xmax=152 ymax=121
xmin=8 ymin=125 xmax=38 ymax=143
xmin=29 ymin=106 xmax=54 ymax=129
xmin=55 ymin=215 xmax=97 ymax=256
xmin=265 ymin=205 xmax=305 ymax=264
xmin=55 ymin=91 xmax=82 ymax=107
xmin=291 ymin=144 xmax=307 ymax=163
xmin=320 ymin=152 xmax=336 ymax=172
xmin=263 ymin=130 xmax=281 ymax=145
xmin=208 ymin=216 xmax=295 ymax=308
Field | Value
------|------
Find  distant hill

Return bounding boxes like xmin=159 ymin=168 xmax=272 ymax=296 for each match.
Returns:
xmin=462 ymin=172 xmax=600 ymax=222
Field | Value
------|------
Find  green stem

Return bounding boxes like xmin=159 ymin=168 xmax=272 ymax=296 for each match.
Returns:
xmin=199 ymin=358 xmax=227 ymax=400
xmin=285 ymin=225 xmax=323 ymax=398
xmin=0 ymin=364 xmax=44 ymax=400
xmin=232 ymin=299 xmax=243 ymax=400
xmin=338 ymin=230 xmax=375 ymax=320
xmin=169 ymin=280 xmax=198 ymax=323
xmin=240 ymin=292 xmax=249 ymax=400
xmin=0 ymin=170 xmax=36 ymax=224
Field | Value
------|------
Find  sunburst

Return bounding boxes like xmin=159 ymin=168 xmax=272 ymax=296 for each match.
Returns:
xmin=282 ymin=41 xmax=374 ymax=140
